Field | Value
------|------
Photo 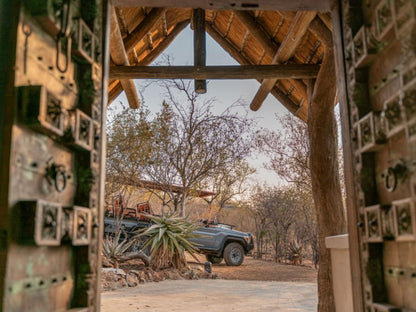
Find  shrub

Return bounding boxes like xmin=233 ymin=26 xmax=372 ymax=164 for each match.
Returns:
xmin=102 ymin=228 xmax=133 ymax=268
xmin=134 ymin=213 xmax=201 ymax=270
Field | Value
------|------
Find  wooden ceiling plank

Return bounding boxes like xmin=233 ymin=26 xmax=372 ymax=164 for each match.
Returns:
xmin=249 ymin=11 xmax=317 ymax=111
xmin=123 ymin=7 xmax=167 ymax=53
xmin=110 ymin=6 xmax=140 ymax=109
xmin=109 ymin=64 xmax=320 ymax=80
xmin=206 ymin=23 xmax=303 ymax=119
xmin=112 ymin=0 xmax=331 ymax=11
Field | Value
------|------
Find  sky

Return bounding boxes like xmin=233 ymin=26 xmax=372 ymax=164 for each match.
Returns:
xmin=112 ymin=25 xmax=291 ymax=186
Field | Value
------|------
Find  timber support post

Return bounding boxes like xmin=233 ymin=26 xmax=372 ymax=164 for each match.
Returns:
xmin=308 ymin=35 xmax=347 ymax=312
xmin=193 ymin=8 xmax=206 ymax=94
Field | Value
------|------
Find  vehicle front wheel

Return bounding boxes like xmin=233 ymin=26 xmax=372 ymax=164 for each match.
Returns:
xmin=223 ymin=242 xmax=244 ymax=266
xmin=206 ymin=255 xmax=223 ymax=264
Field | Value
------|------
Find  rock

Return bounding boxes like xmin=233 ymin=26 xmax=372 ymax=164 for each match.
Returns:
xmin=163 ymin=269 xmax=183 ymax=280
xmin=126 ymin=273 xmax=139 ymax=287
xmin=102 ymin=268 xmax=126 ymax=276
xmin=128 ymin=270 xmax=142 ymax=277
xmin=153 ymin=271 xmax=165 ymax=282
xmin=101 ymin=269 xmax=128 ymax=291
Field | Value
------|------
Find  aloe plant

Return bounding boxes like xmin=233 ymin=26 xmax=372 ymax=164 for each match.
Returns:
xmin=134 ymin=213 xmax=201 ymax=269
xmin=102 ymin=222 xmax=133 ymax=268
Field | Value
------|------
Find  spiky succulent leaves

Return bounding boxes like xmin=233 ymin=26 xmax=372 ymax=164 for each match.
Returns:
xmin=102 ymin=226 xmax=133 ymax=267
xmin=134 ymin=213 xmax=201 ymax=269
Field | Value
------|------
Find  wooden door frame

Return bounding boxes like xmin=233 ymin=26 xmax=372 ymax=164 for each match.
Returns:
xmin=330 ymin=1 xmax=364 ymax=311
xmin=102 ymin=0 xmax=364 ymax=311
xmin=0 ymin=1 xmax=21 ymax=309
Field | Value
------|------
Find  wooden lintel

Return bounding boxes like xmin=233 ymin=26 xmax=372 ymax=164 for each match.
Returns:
xmin=110 ymin=7 xmax=140 ymax=109
xmin=112 ymin=0 xmax=331 ymax=11
xmin=123 ymin=8 xmax=167 ymax=53
xmin=249 ymin=11 xmax=317 ymax=111
xmin=109 ymin=64 xmax=320 ymax=80
xmin=234 ymin=11 xmax=278 ymax=56
xmin=193 ymin=8 xmax=206 ymax=93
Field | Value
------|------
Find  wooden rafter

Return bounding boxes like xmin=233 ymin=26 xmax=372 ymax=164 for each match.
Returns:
xmin=234 ymin=11 xmax=278 ymax=56
xmin=123 ymin=7 xmax=167 ymax=53
xmin=235 ymin=10 xmax=308 ymax=102
xmin=279 ymin=11 xmax=332 ymax=47
xmin=110 ymin=7 xmax=140 ymax=109
xmin=206 ymin=23 xmax=303 ymax=119
xmin=109 ymin=20 xmax=190 ymax=104
xmin=110 ymin=64 xmax=320 ymax=80
xmin=249 ymin=11 xmax=317 ymax=111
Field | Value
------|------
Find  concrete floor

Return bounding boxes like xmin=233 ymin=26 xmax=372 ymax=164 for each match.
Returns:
xmin=101 ymin=279 xmax=317 ymax=312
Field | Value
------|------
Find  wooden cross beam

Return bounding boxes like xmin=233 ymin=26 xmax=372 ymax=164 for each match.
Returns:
xmin=109 ymin=7 xmax=140 ymax=109
xmin=193 ymin=9 xmax=206 ymax=93
xmin=109 ymin=64 xmax=320 ymax=80
xmin=249 ymin=11 xmax=317 ymax=111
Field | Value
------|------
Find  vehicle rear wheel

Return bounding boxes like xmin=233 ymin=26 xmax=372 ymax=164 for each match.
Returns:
xmin=206 ymin=255 xmax=223 ymax=264
xmin=223 ymin=242 xmax=244 ymax=266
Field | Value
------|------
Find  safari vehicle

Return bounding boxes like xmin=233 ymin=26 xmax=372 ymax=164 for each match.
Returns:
xmin=104 ymin=202 xmax=254 ymax=266
xmin=190 ymin=220 xmax=254 ymax=266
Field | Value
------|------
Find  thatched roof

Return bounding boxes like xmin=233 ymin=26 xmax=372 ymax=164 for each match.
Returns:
xmin=108 ymin=6 xmax=332 ymax=121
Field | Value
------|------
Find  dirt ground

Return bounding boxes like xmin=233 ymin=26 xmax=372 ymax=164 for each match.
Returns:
xmin=195 ymin=256 xmax=317 ymax=282
xmin=101 ymin=256 xmax=318 ymax=312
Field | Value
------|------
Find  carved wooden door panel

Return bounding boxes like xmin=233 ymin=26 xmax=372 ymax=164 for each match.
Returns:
xmin=340 ymin=0 xmax=416 ymax=311
xmin=0 ymin=1 xmax=108 ymax=311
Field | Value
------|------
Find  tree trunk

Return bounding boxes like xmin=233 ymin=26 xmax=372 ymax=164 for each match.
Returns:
xmin=307 ymin=43 xmax=346 ymax=311
xmin=179 ymin=194 xmax=186 ymax=217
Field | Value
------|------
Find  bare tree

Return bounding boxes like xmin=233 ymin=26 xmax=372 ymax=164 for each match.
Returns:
xmin=201 ymin=159 xmax=255 ymax=217
xmin=106 ymin=80 xmax=255 ymax=217
xmin=257 ymin=113 xmax=311 ymax=193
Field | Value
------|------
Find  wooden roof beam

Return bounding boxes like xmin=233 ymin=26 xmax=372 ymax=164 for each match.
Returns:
xmin=108 ymin=20 xmax=190 ymax=104
xmin=206 ymin=23 xmax=303 ymax=120
xmin=113 ymin=0 xmax=331 ymax=11
xmin=110 ymin=7 xmax=140 ymax=109
xmin=123 ymin=7 xmax=167 ymax=53
xmin=249 ymin=11 xmax=317 ymax=111
xmin=110 ymin=64 xmax=320 ymax=80
xmin=235 ymin=10 xmax=308 ymax=103
xmin=234 ymin=11 xmax=278 ymax=56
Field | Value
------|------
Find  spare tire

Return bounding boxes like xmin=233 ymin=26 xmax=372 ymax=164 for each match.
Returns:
xmin=223 ymin=242 xmax=244 ymax=266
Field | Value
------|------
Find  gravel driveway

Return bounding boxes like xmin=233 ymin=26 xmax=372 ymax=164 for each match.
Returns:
xmin=100 ymin=279 xmax=317 ymax=312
